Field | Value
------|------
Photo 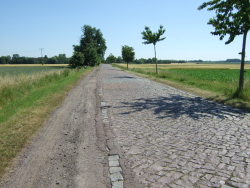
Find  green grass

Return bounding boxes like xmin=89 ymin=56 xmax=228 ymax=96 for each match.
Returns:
xmin=167 ymin=69 xmax=250 ymax=82
xmin=0 ymin=69 xmax=72 ymax=108
xmin=0 ymin=66 xmax=67 ymax=76
xmin=0 ymin=66 xmax=94 ymax=178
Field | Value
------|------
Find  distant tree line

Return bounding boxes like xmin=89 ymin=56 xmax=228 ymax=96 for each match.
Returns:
xmin=133 ymin=58 xmax=186 ymax=64
xmin=0 ymin=54 xmax=70 ymax=64
xmin=226 ymin=59 xmax=241 ymax=62
xmin=189 ymin=59 xmax=203 ymax=63
xmin=109 ymin=56 xmax=250 ymax=64
xmin=104 ymin=57 xmax=187 ymax=64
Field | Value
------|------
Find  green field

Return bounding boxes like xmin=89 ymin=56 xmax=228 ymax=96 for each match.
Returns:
xmin=167 ymin=69 xmax=250 ymax=82
xmin=129 ymin=67 xmax=250 ymax=85
xmin=0 ymin=66 xmax=67 ymax=76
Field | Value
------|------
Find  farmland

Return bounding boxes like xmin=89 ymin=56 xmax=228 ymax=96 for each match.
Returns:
xmin=167 ymin=69 xmax=250 ymax=82
xmin=113 ymin=63 xmax=250 ymax=83
xmin=115 ymin=63 xmax=250 ymax=70
xmin=0 ymin=64 xmax=68 ymax=76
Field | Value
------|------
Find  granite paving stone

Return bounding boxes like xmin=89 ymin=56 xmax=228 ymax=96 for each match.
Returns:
xmin=99 ymin=64 xmax=250 ymax=187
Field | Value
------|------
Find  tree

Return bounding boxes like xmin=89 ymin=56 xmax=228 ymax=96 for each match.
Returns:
xmin=141 ymin=25 xmax=166 ymax=74
xmin=147 ymin=58 xmax=153 ymax=64
xmin=26 ymin=57 xmax=37 ymax=64
xmin=6 ymin=55 xmax=11 ymax=64
xmin=73 ymin=25 xmax=107 ymax=66
xmin=58 ymin=54 xmax=69 ymax=64
xmin=121 ymin=45 xmax=135 ymax=69
xmin=116 ymin=56 xmax=123 ymax=63
xmin=44 ymin=55 xmax=48 ymax=64
xmin=0 ymin=56 xmax=10 ymax=64
xmin=198 ymin=0 xmax=250 ymax=93
xmin=106 ymin=53 xmax=116 ymax=64
xmin=47 ymin=56 xmax=58 ymax=64
xmin=0 ymin=56 xmax=6 ymax=64
xmin=11 ymin=54 xmax=21 ymax=64
xmin=69 ymin=52 xmax=85 ymax=68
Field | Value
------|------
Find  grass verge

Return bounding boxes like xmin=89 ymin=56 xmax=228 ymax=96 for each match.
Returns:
xmin=0 ymin=66 xmax=95 ymax=179
xmin=112 ymin=64 xmax=250 ymax=111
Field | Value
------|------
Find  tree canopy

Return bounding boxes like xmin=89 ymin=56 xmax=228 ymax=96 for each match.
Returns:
xmin=69 ymin=52 xmax=85 ymax=68
xmin=198 ymin=0 xmax=250 ymax=92
xmin=106 ymin=53 xmax=116 ymax=64
xmin=198 ymin=0 xmax=250 ymax=44
xmin=142 ymin=25 xmax=166 ymax=45
xmin=73 ymin=25 xmax=107 ymax=66
xmin=141 ymin=25 xmax=166 ymax=74
xmin=116 ymin=56 xmax=123 ymax=63
xmin=122 ymin=45 xmax=135 ymax=69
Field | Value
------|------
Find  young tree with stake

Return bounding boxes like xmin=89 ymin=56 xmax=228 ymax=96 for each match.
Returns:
xmin=141 ymin=25 xmax=166 ymax=74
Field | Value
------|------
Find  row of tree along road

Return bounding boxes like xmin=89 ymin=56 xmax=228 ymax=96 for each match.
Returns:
xmin=106 ymin=0 xmax=250 ymax=95
xmin=1 ymin=0 xmax=249 ymax=94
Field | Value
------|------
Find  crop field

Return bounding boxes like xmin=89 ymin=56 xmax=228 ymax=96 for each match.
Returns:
xmin=167 ymin=69 xmax=250 ymax=82
xmin=116 ymin=63 xmax=250 ymax=70
xmin=115 ymin=63 xmax=250 ymax=82
xmin=0 ymin=64 xmax=68 ymax=76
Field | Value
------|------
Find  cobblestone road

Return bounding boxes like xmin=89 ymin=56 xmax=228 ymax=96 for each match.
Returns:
xmin=99 ymin=64 xmax=250 ymax=188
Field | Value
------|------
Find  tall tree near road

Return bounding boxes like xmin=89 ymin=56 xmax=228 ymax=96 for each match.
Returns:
xmin=121 ymin=45 xmax=135 ymax=69
xmin=198 ymin=0 xmax=250 ymax=94
xmin=141 ymin=25 xmax=166 ymax=74
xmin=73 ymin=25 xmax=107 ymax=66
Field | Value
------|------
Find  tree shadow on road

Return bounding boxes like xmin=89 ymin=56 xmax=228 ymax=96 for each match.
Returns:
xmin=117 ymin=94 xmax=247 ymax=120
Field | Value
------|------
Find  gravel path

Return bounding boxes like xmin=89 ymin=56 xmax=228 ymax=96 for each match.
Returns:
xmin=99 ymin=64 xmax=250 ymax=188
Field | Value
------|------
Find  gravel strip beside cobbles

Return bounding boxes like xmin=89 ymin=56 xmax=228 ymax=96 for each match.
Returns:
xmin=99 ymin=64 xmax=250 ymax=188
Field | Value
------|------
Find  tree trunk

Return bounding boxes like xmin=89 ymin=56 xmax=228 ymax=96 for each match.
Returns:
xmin=127 ymin=62 xmax=128 ymax=69
xmin=239 ymin=30 xmax=248 ymax=92
xmin=154 ymin=45 xmax=158 ymax=74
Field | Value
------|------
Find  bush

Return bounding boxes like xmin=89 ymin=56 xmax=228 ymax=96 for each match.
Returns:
xmin=69 ymin=52 xmax=85 ymax=68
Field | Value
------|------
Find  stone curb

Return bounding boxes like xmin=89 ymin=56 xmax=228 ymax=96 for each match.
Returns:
xmin=100 ymin=88 xmax=124 ymax=188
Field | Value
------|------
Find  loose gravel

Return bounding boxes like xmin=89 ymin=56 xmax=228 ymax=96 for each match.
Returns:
xmin=99 ymin=64 xmax=250 ymax=188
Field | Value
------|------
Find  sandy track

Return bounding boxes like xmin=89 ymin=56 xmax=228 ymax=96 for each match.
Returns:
xmin=0 ymin=67 xmax=110 ymax=188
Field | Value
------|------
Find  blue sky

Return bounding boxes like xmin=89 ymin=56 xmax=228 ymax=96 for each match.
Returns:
xmin=0 ymin=0 xmax=247 ymax=61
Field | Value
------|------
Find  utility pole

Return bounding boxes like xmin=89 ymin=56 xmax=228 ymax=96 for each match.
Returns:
xmin=39 ymin=48 xmax=44 ymax=65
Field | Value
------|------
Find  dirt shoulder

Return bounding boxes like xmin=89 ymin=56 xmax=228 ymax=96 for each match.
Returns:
xmin=0 ymin=67 xmax=110 ymax=188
